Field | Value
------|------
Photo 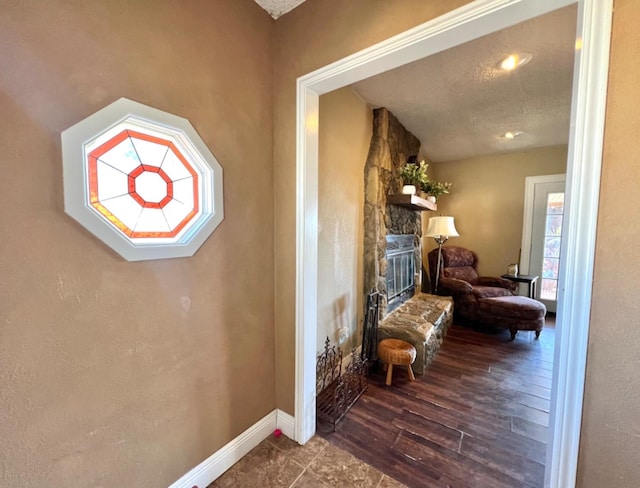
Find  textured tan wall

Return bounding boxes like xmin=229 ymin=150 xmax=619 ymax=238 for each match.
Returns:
xmin=426 ymin=146 xmax=568 ymax=277
xmin=273 ymin=0 xmax=471 ymax=417
xmin=317 ymin=88 xmax=371 ymax=353
xmin=0 ymin=1 xmax=274 ymax=486
xmin=577 ymin=0 xmax=640 ymax=486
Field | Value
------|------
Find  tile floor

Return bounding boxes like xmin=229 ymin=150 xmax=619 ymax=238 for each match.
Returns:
xmin=208 ymin=434 xmax=406 ymax=488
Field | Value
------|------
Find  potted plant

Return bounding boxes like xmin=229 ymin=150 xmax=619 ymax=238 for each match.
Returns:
xmin=420 ymin=179 xmax=452 ymax=202
xmin=399 ymin=160 xmax=429 ymax=195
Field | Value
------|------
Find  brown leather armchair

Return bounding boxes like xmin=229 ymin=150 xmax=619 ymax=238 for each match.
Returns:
xmin=428 ymin=246 xmax=517 ymax=322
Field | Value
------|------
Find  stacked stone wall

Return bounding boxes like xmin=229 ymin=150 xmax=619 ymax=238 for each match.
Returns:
xmin=363 ymin=108 xmax=422 ymax=317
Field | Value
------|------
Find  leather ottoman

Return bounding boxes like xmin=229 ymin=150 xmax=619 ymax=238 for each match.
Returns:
xmin=477 ymin=295 xmax=546 ymax=340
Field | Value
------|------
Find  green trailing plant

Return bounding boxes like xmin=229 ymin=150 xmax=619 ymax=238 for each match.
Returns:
xmin=421 ymin=179 xmax=452 ymax=198
xmin=400 ymin=159 xmax=452 ymax=197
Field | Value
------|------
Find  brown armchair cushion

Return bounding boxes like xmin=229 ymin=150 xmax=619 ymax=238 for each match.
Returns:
xmin=438 ymin=276 xmax=473 ymax=295
xmin=444 ymin=266 xmax=478 ymax=284
xmin=441 ymin=247 xmax=477 ymax=269
xmin=471 ymin=285 xmax=513 ymax=300
xmin=477 ymin=276 xmax=518 ymax=292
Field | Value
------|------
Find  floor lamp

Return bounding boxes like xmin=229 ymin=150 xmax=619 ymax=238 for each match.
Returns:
xmin=425 ymin=216 xmax=459 ymax=294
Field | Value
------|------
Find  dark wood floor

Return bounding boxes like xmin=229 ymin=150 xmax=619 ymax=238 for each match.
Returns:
xmin=319 ymin=319 xmax=555 ymax=488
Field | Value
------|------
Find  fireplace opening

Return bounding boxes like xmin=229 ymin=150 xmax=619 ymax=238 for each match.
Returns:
xmin=385 ymin=235 xmax=416 ymax=312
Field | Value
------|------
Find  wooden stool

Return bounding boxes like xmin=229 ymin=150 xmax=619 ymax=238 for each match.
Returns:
xmin=377 ymin=338 xmax=416 ymax=386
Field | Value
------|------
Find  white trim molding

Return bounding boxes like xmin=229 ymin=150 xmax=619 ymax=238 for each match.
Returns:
xmin=545 ymin=0 xmax=613 ymax=486
xmin=168 ymin=411 xmax=276 ymax=488
xmin=294 ymin=1 xmax=612 ymax=488
xmin=169 ymin=409 xmax=294 ymax=488
xmin=276 ymin=409 xmax=296 ymax=440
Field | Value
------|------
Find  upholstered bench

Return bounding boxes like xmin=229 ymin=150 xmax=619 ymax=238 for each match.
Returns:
xmin=477 ymin=295 xmax=546 ymax=340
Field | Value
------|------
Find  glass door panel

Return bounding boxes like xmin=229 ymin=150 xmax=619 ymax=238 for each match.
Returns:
xmin=539 ymin=192 xmax=564 ymax=303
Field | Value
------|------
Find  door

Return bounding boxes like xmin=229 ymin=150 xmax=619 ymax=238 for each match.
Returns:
xmin=521 ymin=175 xmax=566 ymax=313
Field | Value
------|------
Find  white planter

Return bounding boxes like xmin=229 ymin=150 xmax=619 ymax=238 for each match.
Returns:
xmin=401 ymin=185 xmax=417 ymax=195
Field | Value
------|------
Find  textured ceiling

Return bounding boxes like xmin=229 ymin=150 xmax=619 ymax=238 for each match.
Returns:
xmin=253 ymin=0 xmax=307 ymax=19
xmin=352 ymin=5 xmax=578 ymax=162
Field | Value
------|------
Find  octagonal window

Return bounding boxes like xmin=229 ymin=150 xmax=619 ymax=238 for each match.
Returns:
xmin=61 ymin=98 xmax=224 ymax=261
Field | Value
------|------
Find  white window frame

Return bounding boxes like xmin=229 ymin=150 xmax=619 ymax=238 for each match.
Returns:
xmin=61 ymin=98 xmax=224 ymax=261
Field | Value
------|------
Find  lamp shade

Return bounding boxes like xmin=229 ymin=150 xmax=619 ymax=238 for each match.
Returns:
xmin=425 ymin=216 xmax=459 ymax=237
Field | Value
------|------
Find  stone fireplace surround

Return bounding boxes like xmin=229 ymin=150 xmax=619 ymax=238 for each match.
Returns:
xmin=362 ymin=108 xmax=453 ymax=374
xmin=363 ymin=107 xmax=422 ymax=317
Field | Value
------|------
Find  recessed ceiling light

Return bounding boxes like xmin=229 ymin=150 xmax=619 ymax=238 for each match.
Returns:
xmin=502 ymin=131 xmax=523 ymax=140
xmin=499 ymin=52 xmax=533 ymax=71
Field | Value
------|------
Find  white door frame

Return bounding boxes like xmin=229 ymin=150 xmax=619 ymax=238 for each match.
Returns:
xmin=520 ymin=173 xmax=567 ymax=276
xmin=294 ymin=1 xmax=612 ymax=487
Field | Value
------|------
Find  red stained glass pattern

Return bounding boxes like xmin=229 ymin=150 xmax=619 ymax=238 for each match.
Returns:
xmin=87 ymin=130 xmax=199 ymax=239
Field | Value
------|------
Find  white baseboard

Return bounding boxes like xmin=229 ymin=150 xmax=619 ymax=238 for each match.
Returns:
xmin=276 ymin=409 xmax=295 ymax=440
xmin=169 ymin=409 xmax=301 ymax=488
xmin=169 ymin=410 xmax=277 ymax=488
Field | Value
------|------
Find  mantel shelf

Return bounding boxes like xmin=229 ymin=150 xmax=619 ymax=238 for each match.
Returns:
xmin=387 ymin=194 xmax=437 ymax=211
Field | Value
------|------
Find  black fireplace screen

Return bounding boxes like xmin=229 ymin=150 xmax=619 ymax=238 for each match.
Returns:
xmin=385 ymin=235 xmax=415 ymax=312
